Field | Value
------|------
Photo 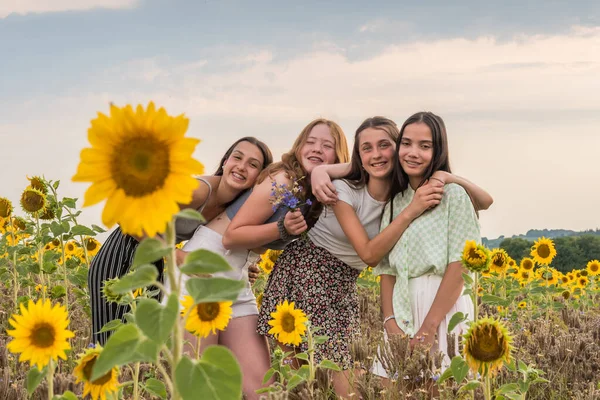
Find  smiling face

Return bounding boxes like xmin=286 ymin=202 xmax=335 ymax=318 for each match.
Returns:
xmin=222 ymin=141 xmax=266 ymax=190
xmin=358 ymin=127 xmax=396 ymax=180
xmin=398 ymin=122 xmax=433 ymax=184
xmin=298 ymin=123 xmax=337 ymax=174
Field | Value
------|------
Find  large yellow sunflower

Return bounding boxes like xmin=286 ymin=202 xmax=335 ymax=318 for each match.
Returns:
xmin=72 ymin=102 xmax=205 ymax=237
xmin=73 ymin=346 xmax=120 ymax=400
xmin=268 ymin=300 xmax=308 ymax=346
xmin=586 ymin=260 xmax=600 ymax=276
xmin=181 ymin=295 xmax=233 ymax=338
xmin=530 ymin=237 xmax=556 ymax=266
xmin=463 ymin=317 xmax=512 ymax=377
xmin=576 ymin=276 xmax=589 ymax=289
xmin=6 ymin=299 xmax=74 ymax=369
xmin=461 ymin=240 xmax=491 ymax=273
xmin=489 ymin=248 xmax=509 ymax=275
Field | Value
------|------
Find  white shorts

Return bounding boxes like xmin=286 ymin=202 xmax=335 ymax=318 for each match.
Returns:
xmin=164 ymin=226 xmax=259 ymax=319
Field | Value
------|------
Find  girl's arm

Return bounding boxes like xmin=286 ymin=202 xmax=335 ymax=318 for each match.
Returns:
xmin=333 ymin=182 xmax=443 ymax=266
xmin=431 ymin=171 xmax=493 ymax=211
xmin=380 ymin=274 xmax=405 ymax=335
xmin=411 ymin=262 xmax=466 ymax=346
xmin=222 ymin=173 xmax=307 ymax=250
xmin=311 ymin=163 xmax=351 ymax=204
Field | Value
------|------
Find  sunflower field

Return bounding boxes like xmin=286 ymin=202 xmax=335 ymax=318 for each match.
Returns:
xmin=1 ymin=103 xmax=600 ymax=400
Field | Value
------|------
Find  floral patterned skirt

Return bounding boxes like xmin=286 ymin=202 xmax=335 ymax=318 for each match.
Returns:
xmin=256 ymin=238 xmax=361 ymax=370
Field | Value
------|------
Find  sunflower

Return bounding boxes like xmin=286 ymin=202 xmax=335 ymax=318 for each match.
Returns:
xmin=181 ymin=296 xmax=233 ymax=338
xmin=0 ymin=197 xmax=13 ymax=218
xmin=520 ymin=257 xmax=535 ymax=271
xmin=576 ymin=276 xmax=589 ymax=289
xmin=27 ymin=176 xmax=48 ymax=194
xmin=489 ymin=248 xmax=509 ymax=275
xmin=258 ymin=257 xmax=274 ymax=274
xmin=463 ymin=317 xmax=512 ymax=376
xmin=6 ymin=299 xmax=74 ymax=369
xmin=39 ymin=196 xmax=57 ymax=221
xmin=536 ymin=266 xmax=558 ymax=286
xmin=35 ymin=284 xmax=47 ymax=293
xmin=561 ymin=290 xmax=571 ymax=300
xmin=72 ymin=102 xmax=205 ymax=237
xmin=566 ymin=272 xmax=576 ymax=282
xmin=559 ymin=274 xmax=570 ymax=286
xmin=518 ymin=301 xmax=526 ymax=309
xmin=268 ymin=300 xmax=308 ymax=346
xmin=517 ymin=268 xmax=532 ymax=284
xmin=84 ymin=237 xmax=101 ymax=257
xmin=73 ymin=346 xmax=120 ymax=400
xmin=20 ymin=187 xmax=47 ymax=215
xmin=530 ymin=237 xmax=556 ymax=266
xmin=65 ymin=241 xmax=78 ymax=256
xmin=461 ymin=240 xmax=491 ymax=273
xmin=587 ymin=260 xmax=600 ymax=276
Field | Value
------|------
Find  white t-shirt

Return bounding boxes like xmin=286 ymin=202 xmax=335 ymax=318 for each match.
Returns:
xmin=308 ymin=179 xmax=387 ymax=271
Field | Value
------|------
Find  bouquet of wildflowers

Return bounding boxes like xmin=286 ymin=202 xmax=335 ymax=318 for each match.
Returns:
xmin=269 ymin=178 xmax=312 ymax=212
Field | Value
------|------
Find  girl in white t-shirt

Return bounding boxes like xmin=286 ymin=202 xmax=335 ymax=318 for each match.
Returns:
xmin=257 ymin=116 xmax=493 ymax=398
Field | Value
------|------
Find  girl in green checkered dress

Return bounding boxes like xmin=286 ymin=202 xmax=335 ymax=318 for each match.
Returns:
xmin=371 ymin=112 xmax=483 ymax=377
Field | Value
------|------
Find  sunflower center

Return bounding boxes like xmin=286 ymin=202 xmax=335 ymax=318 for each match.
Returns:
xmin=82 ymin=355 xmax=114 ymax=385
xmin=30 ymin=323 xmax=56 ymax=348
xmin=281 ymin=312 xmax=296 ymax=333
xmin=111 ymin=136 xmax=170 ymax=197
xmin=470 ymin=326 xmax=504 ymax=361
xmin=562 ymin=291 xmax=571 ymax=300
xmin=492 ymin=254 xmax=506 ymax=268
xmin=86 ymin=240 xmax=98 ymax=251
xmin=468 ymin=248 xmax=483 ymax=261
xmin=0 ymin=200 xmax=11 ymax=218
xmin=522 ymin=260 xmax=533 ymax=270
xmin=591 ymin=263 xmax=599 ymax=273
xmin=536 ymin=244 xmax=550 ymax=259
xmin=197 ymin=302 xmax=220 ymax=321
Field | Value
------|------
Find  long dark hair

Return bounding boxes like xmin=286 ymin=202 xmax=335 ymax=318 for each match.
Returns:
xmin=214 ymin=136 xmax=273 ymax=175
xmin=389 ymin=112 xmax=451 ymax=222
xmin=343 ymin=116 xmax=399 ymax=189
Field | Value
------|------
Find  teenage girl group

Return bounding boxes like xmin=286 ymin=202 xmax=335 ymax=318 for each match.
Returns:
xmin=88 ymin=112 xmax=493 ymax=399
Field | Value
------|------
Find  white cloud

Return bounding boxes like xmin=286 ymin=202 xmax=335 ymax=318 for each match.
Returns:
xmin=2 ymin=26 xmax=600 ymax=239
xmin=0 ymin=0 xmax=140 ymax=19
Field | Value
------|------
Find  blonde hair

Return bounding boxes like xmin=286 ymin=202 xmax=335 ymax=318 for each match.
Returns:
xmin=259 ymin=118 xmax=350 ymax=226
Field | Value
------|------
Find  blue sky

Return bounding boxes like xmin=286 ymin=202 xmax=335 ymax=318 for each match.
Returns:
xmin=1 ymin=0 xmax=599 ymax=238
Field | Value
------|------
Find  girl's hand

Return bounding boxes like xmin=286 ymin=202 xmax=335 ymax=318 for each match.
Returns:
xmin=406 ymin=182 xmax=444 ymax=219
xmin=311 ymin=165 xmax=338 ymax=205
xmin=283 ymin=209 xmax=307 ymax=236
xmin=410 ymin=326 xmax=436 ymax=348
xmin=384 ymin=319 xmax=406 ymax=336
xmin=430 ymin=170 xmax=453 ymax=186
xmin=248 ymin=262 xmax=260 ymax=284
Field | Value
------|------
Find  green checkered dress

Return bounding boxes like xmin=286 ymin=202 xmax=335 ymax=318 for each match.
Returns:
xmin=374 ymin=183 xmax=480 ymax=336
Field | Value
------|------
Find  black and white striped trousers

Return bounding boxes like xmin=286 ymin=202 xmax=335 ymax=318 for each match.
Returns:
xmin=88 ymin=227 xmax=164 ymax=345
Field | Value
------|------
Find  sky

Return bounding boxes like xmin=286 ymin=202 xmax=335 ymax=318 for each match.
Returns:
xmin=1 ymin=0 xmax=599 ymax=240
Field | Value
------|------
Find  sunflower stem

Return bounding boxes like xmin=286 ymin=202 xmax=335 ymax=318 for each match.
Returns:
xmin=165 ymin=220 xmax=182 ymax=400
xmin=484 ymin=375 xmax=492 ymax=400
xmin=46 ymin=359 xmax=54 ymax=400
xmin=9 ymin=217 xmax=20 ymax=310
xmin=132 ymin=362 xmax=141 ymax=400
xmin=474 ymin=273 xmax=480 ymax=323
xmin=59 ymin=237 xmax=70 ymax=319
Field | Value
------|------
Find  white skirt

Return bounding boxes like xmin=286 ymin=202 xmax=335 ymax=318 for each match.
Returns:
xmin=372 ymin=273 xmax=473 ymax=377
xmin=163 ymin=226 xmax=260 ymax=318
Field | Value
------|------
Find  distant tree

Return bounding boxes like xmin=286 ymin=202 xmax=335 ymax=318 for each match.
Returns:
xmin=499 ymin=238 xmax=532 ymax=262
